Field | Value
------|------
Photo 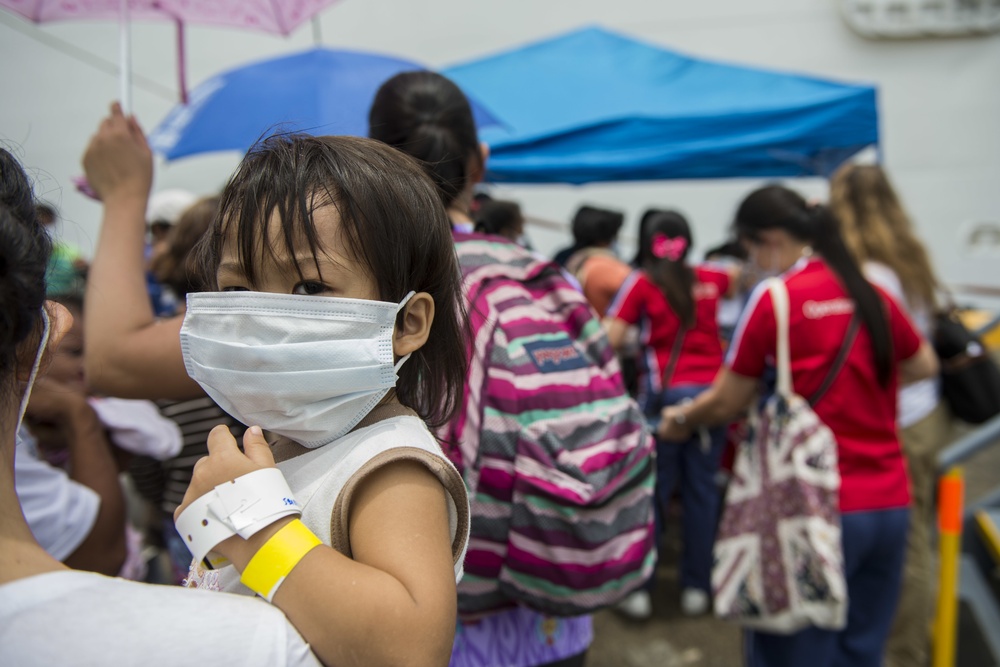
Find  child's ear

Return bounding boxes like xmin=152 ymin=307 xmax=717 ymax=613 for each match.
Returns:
xmin=393 ymin=292 xmax=434 ymax=358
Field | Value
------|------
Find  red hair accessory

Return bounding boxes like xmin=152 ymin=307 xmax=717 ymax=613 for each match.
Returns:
xmin=651 ymin=233 xmax=687 ymax=261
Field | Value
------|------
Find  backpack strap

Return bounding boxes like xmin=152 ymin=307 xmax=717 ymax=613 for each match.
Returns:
xmin=808 ymin=314 xmax=860 ymax=407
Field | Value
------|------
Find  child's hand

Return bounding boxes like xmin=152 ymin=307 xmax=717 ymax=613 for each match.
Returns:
xmin=174 ymin=424 xmax=284 ymax=564
xmin=175 ymin=424 xmax=275 ymax=511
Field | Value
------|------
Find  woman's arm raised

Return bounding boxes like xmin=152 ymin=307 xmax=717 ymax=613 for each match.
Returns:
xmin=82 ymin=104 xmax=201 ymax=400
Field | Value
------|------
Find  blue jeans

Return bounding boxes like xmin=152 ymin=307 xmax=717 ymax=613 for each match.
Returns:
xmin=745 ymin=506 xmax=910 ymax=667
xmin=648 ymin=384 xmax=726 ymax=593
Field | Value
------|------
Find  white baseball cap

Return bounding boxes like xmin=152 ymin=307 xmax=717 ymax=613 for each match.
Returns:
xmin=147 ymin=189 xmax=197 ymax=226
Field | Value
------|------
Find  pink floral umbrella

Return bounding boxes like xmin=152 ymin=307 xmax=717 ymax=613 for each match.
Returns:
xmin=0 ymin=0 xmax=342 ymax=110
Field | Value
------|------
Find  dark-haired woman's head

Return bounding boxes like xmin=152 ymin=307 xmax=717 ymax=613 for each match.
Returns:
xmin=196 ymin=133 xmax=467 ymax=429
xmin=150 ymin=196 xmax=219 ymax=300
xmin=571 ymin=205 xmax=624 ymax=250
xmin=642 ymin=210 xmax=696 ymax=327
xmin=0 ymin=149 xmax=54 ymax=405
xmin=734 ymin=183 xmax=894 ymax=385
xmin=369 ymin=71 xmax=484 ymax=217
xmin=633 ymin=208 xmax=667 ymax=266
xmin=733 ymin=185 xmax=819 ymax=276
xmin=643 ymin=210 xmax=692 ymax=265
xmin=474 ymin=200 xmax=523 ymax=242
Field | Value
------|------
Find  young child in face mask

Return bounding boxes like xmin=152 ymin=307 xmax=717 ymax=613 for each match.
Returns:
xmin=173 ymin=134 xmax=471 ymax=667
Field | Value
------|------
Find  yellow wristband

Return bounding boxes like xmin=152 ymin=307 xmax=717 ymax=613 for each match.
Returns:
xmin=240 ymin=519 xmax=322 ymax=602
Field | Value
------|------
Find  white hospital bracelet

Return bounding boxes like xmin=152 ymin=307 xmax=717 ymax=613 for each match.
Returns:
xmin=213 ymin=468 xmax=302 ymax=539
xmin=175 ymin=491 xmax=236 ymax=566
xmin=175 ymin=468 xmax=302 ymax=567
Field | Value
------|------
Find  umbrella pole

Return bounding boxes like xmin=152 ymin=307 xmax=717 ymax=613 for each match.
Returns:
xmin=312 ymin=17 xmax=322 ymax=46
xmin=118 ymin=0 xmax=132 ymax=114
xmin=176 ymin=19 xmax=188 ymax=104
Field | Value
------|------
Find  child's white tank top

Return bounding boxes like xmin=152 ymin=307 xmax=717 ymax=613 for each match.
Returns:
xmin=186 ymin=414 xmax=469 ymax=594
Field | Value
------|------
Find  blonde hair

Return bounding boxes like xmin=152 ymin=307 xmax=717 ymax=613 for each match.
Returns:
xmin=829 ymin=163 xmax=939 ymax=310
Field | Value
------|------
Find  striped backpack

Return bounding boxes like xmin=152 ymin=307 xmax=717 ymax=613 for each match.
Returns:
xmin=445 ymin=233 xmax=656 ymax=618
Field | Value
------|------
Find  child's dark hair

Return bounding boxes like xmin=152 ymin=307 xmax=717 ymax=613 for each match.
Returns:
xmin=196 ymin=134 xmax=468 ymax=430
xmin=369 ymin=71 xmax=481 ymax=213
xmin=642 ymin=210 xmax=696 ymax=327
xmin=734 ymin=184 xmax=893 ymax=386
xmin=0 ymin=149 xmax=52 ymax=389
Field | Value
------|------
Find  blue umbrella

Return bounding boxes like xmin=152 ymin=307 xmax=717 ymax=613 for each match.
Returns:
xmin=150 ymin=47 xmax=502 ymax=160
xmin=444 ymin=26 xmax=879 ymax=184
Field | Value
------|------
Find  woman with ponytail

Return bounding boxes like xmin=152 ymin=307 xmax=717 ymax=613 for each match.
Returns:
xmin=605 ymin=210 xmax=737 ymax=619
xmin=368 ymin=71 xmax=486 ymax=233
xmin=370 ymin=71 xmax=598 ymax=667
xmin=658 ymin=185 xmax=938 ymax=667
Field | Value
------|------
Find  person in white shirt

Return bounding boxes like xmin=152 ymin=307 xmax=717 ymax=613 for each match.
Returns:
xmin=0 ymin=146 xmax=320 ymax=667
xmin=17 ymin=291 xmax=183 ymax=579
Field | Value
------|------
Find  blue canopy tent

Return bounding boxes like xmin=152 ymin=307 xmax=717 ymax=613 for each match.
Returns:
xmin=443 ymin=27 xmax=879 ymax=184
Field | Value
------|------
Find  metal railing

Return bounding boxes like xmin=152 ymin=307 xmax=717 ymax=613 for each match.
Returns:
xmin=938 ymin=412 xmax=1000 ymax=473
xmin=975 ymin=313 xmax=1000 ymax=339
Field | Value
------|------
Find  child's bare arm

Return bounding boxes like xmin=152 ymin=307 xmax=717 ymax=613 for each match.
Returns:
xmin=177 ymin=426 xmax=457 ymax=667
xmin=269 ymin=461 xmax=456 ymax=667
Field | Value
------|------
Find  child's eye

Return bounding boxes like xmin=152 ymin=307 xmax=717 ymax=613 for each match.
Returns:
xmin=293 ymin=281 xmax=330 ymax=296
xmin=221 ymin=286 xmax=250 ymax=292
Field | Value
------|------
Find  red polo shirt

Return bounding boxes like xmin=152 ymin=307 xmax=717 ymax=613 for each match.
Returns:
xmin=608 ymin=266 xmax=730 ymax=392
xmin=727 ymin=257 xmax=922 ymax=512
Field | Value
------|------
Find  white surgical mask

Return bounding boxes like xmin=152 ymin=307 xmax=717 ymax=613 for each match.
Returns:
xmin=17 ymin=309 xmax=50 ymax=432
xmin=180 ymin=291 xmax=414 ymax=448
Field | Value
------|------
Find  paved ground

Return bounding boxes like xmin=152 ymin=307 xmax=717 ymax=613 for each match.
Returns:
xmin=586 ymin=518 xmax=742 ymax=667
xmin=585 ymin=421 xmax=1000 ymax=667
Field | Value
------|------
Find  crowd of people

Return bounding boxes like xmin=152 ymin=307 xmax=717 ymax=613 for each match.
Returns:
xmin=0 ymin=68 xmax=953 ymax=667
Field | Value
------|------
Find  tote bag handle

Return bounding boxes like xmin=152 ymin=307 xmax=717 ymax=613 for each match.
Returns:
xmin=764 ymin=278 xmax=793 ymax=398
xmin=763 ymin=277 xmax=859 ymax=405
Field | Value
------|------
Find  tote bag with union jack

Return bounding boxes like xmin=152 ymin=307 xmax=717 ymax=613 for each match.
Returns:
xmin=712 ymin=278 xmax=848 ymax=634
